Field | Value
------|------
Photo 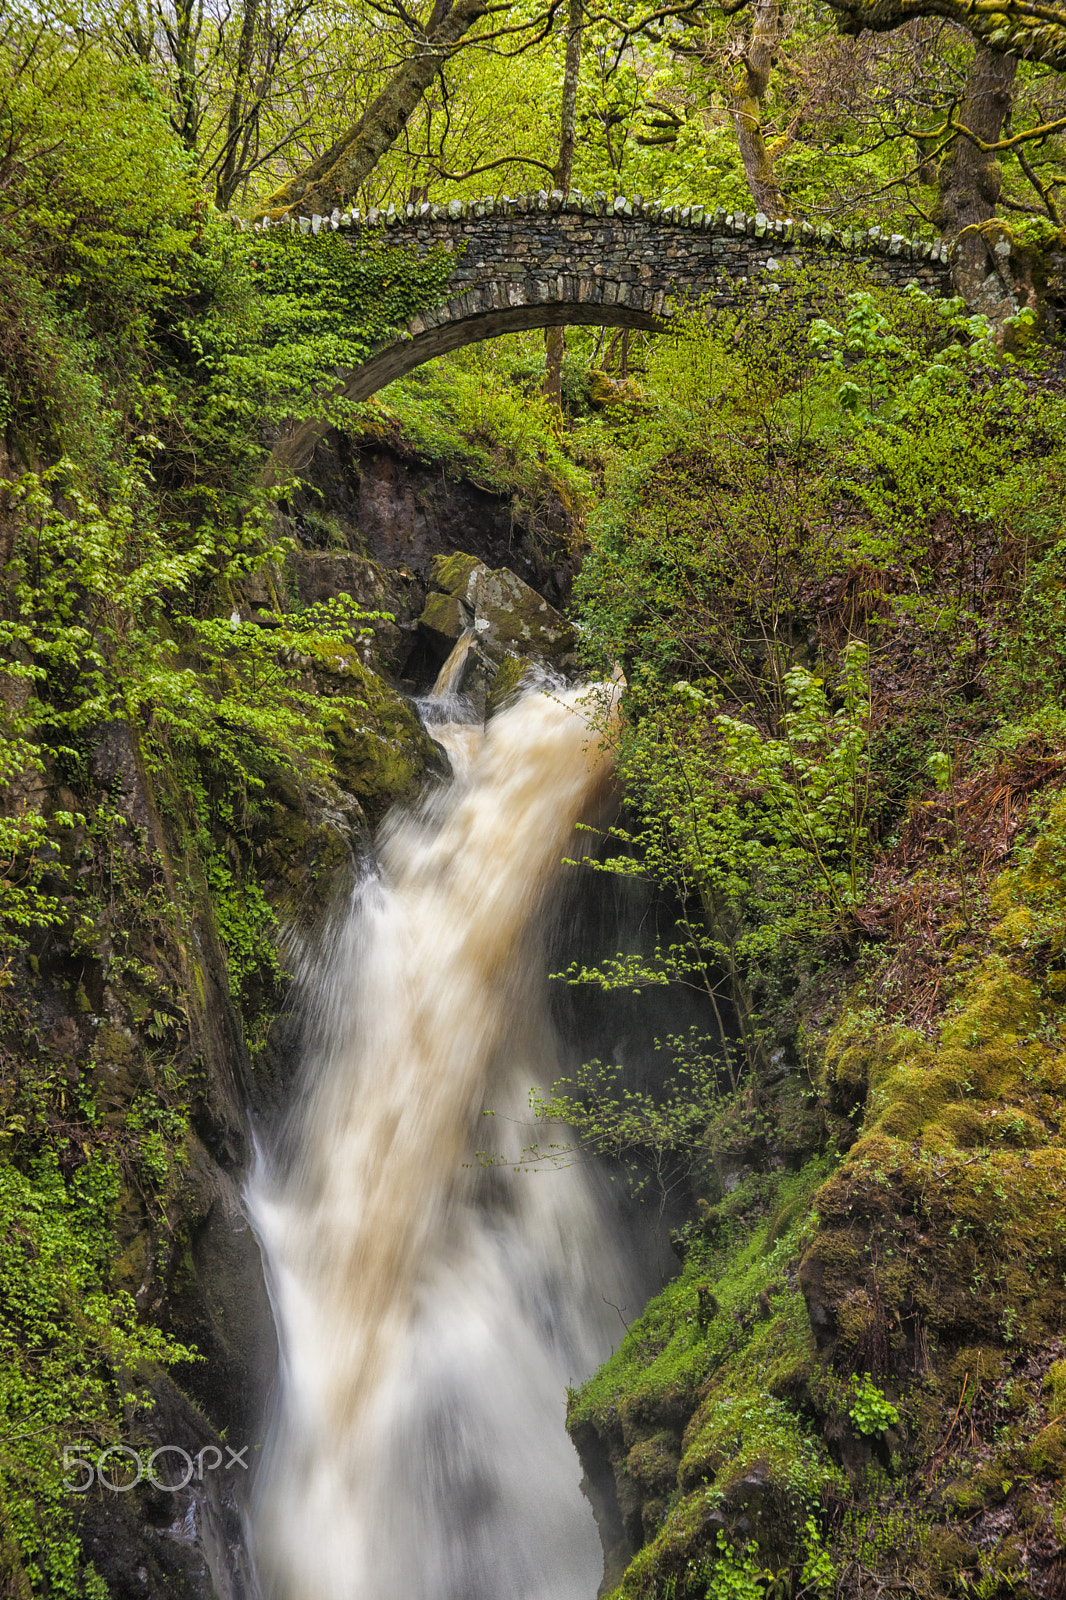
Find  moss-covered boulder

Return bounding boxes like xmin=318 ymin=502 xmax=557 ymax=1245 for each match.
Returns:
xmin=422 ymin=552 xmax=576 ymax=667
xmin=325 ymin=659 xmax=444 ymax=824
xmin=419 ymin=589 xmax=473 ymax=656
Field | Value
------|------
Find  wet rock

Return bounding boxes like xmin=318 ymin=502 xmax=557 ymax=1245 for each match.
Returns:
xmin=568 ymin=1420 xmax=636 ymax=1592
xmin=421 ymin=553 xmax=576 ymax=668
xmin=160 ymin=1135 xmax=274 ymax=1443
xmin=91 ymin=722 xmax=152 ymax=829
xmin=73 ymin=1372 xmax=256 ymax=1600
xmin=419 ymin=590 xmax=473 ymax=656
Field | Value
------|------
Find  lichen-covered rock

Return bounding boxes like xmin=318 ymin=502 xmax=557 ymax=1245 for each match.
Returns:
xmin=422 ymin=552 xmax=576 ymax=668
xmin=472 ymin=566 xmax=575 ymax=663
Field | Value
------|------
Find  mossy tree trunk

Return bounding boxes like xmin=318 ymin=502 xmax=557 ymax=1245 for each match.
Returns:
xmin=825 ymin=0 xmax=1066 ymax=71
xmin=731 ymin=0 xmax=786 ymax=218
xmin=544 ymin=0 xmax=584 ymax=406
xmin=934 ymin=43 xmax=1017 ymax=300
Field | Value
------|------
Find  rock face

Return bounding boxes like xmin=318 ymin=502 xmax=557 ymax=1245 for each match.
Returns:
xmin=279 ymin=429 xmax=577 ymax=630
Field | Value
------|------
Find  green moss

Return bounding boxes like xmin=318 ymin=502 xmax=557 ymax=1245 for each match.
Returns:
xmin=1027 ymin=1420 xmax=1066 ymax=1476
xmin=1045 ymin=1359 xmax=1066 ymax=1418
xmin=430 ymin=552 xmax=484 ymax=595
xmin=627 ymin=1432 xmax=681 ymax=1494
xmin=571 ymin=1159 xmax=842 ymax=1589
xmin=926 ymin=1527 xmax=978 ymax=1581
xmin=326 ymin=661 xmax=440 ymax=822
xmin=807 ymin=846 xmax=1066 ymax=1373
xmin=419 ymin=590 xmax=470 ymax=654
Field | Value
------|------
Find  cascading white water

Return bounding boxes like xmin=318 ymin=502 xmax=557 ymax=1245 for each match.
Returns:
xmin=250 ymin=675 xmax=646 ymax=1600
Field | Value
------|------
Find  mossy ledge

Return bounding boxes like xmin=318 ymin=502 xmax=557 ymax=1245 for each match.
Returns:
xmin=570 ymin=788 xmax=1066 ymax=1600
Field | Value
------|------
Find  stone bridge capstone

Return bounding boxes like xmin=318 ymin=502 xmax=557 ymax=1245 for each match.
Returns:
xmin=251 ymin=191 xmax=955 ymax=466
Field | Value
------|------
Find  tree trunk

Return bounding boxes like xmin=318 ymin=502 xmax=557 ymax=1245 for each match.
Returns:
xmin=544 ymin=0 xmax=583 ymax=407
xmin=731 ymin=0 xmax=786 ymax=218
xmin=170 ymin=0 xmax=204 ymax=154
xmin=935 ymin=44 xmax=1017 ymax=302
xmin=256 ymin=0 xmax=488 ymax=218
xmin=215 ymin=0 xmax=261 ymax=210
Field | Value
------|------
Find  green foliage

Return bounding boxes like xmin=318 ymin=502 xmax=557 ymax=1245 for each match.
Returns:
xmin=710 ymin=642 xmax=872 ymax=912
xmin=0 ymin=453 xmax=389 ymax=942
xmin=849 ymin=1374 xmax=900 ymax=1436
xmin=0 ymin=38 xmax=461 ymax=1594
xmin=0 ymin=1155 xmax=193 ymax=1596
xmin=702 ymin=1533 xmax=777 ymax=1600
xmin=799 ymin=1516 xmax=836 ymax=1595
xmin=809 ymin=290 xmax=997 ymax=420
xmin=575 ymin=294 xmax=837 ymax=697
xmin=524 ymin=1040 xmax=723 ymax=1205
xmin=568 ymin=644 xmax=871 ymax=1085
xmin=378 ymin=338 xmax=593 ymax=544
xmin=575 ymin=1159 xmax=842 ymax=1599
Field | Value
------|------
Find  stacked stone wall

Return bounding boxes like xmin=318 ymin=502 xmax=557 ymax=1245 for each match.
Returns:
xmin=249 ymin=189 xmax=954 ymax=306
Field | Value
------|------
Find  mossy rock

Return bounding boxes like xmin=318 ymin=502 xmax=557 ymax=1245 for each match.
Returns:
xmin=926 ymin=1528 xmax=978 ymax=1581
xmin=942 ymin=1478 xmax=986 ymax=1515
xmin=257 ymin=804 xmax=352 ymax=922
xmin=326 ymin=666 xmax=443 ymax=823
xmin=419 ymin=590 xmax=472 ymax=658
xmin=430 ymin=552 xmax=484 ymax=595
xmin=1045 ymin=1357 xmax=1066 ymax=1417
xmin=91 ymin=1021 xmax=147 ymax=1115
xmin=941 ymin=1459 xmax=1014 ymax=1516
xmin=626 ymin=1432 xmax=681 ymax=1495
xmin=994 ymin=1536 xmax=1026 ymax=1574
xmin=618 ymin=1490 xmax=727 ymax=1600
xmin=1026 ymin=1419 xmax=1066 ymax=1476
xmin=947 ymin=1345 xmax=1005 ymax=1390
xmin=767 ymin=1356 xmax=812 ymax=1402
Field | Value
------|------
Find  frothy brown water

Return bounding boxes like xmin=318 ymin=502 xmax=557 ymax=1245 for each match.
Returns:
xmin=251 ymin=682 xmax=637 ymax=1600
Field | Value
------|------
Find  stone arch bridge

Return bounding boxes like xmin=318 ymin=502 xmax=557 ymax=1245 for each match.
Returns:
xmin=253 ymin=191 xmax=957 ymax=466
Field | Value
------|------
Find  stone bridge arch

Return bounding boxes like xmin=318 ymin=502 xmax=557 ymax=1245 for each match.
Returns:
xmin=254 ymin=191 xmax=956 ymax=467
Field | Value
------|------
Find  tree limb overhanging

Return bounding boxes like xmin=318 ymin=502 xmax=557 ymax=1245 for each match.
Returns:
xmin=825 ymin=0 xmax=1066 ymax=72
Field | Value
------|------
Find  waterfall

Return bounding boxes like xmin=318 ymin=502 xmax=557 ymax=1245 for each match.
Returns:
xmin=249 ymin=676 xmax=645 ymax=1600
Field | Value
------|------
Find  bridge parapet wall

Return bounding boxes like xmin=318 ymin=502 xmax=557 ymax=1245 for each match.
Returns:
xmin=251 ymin=191 xmax=954 ymax=306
